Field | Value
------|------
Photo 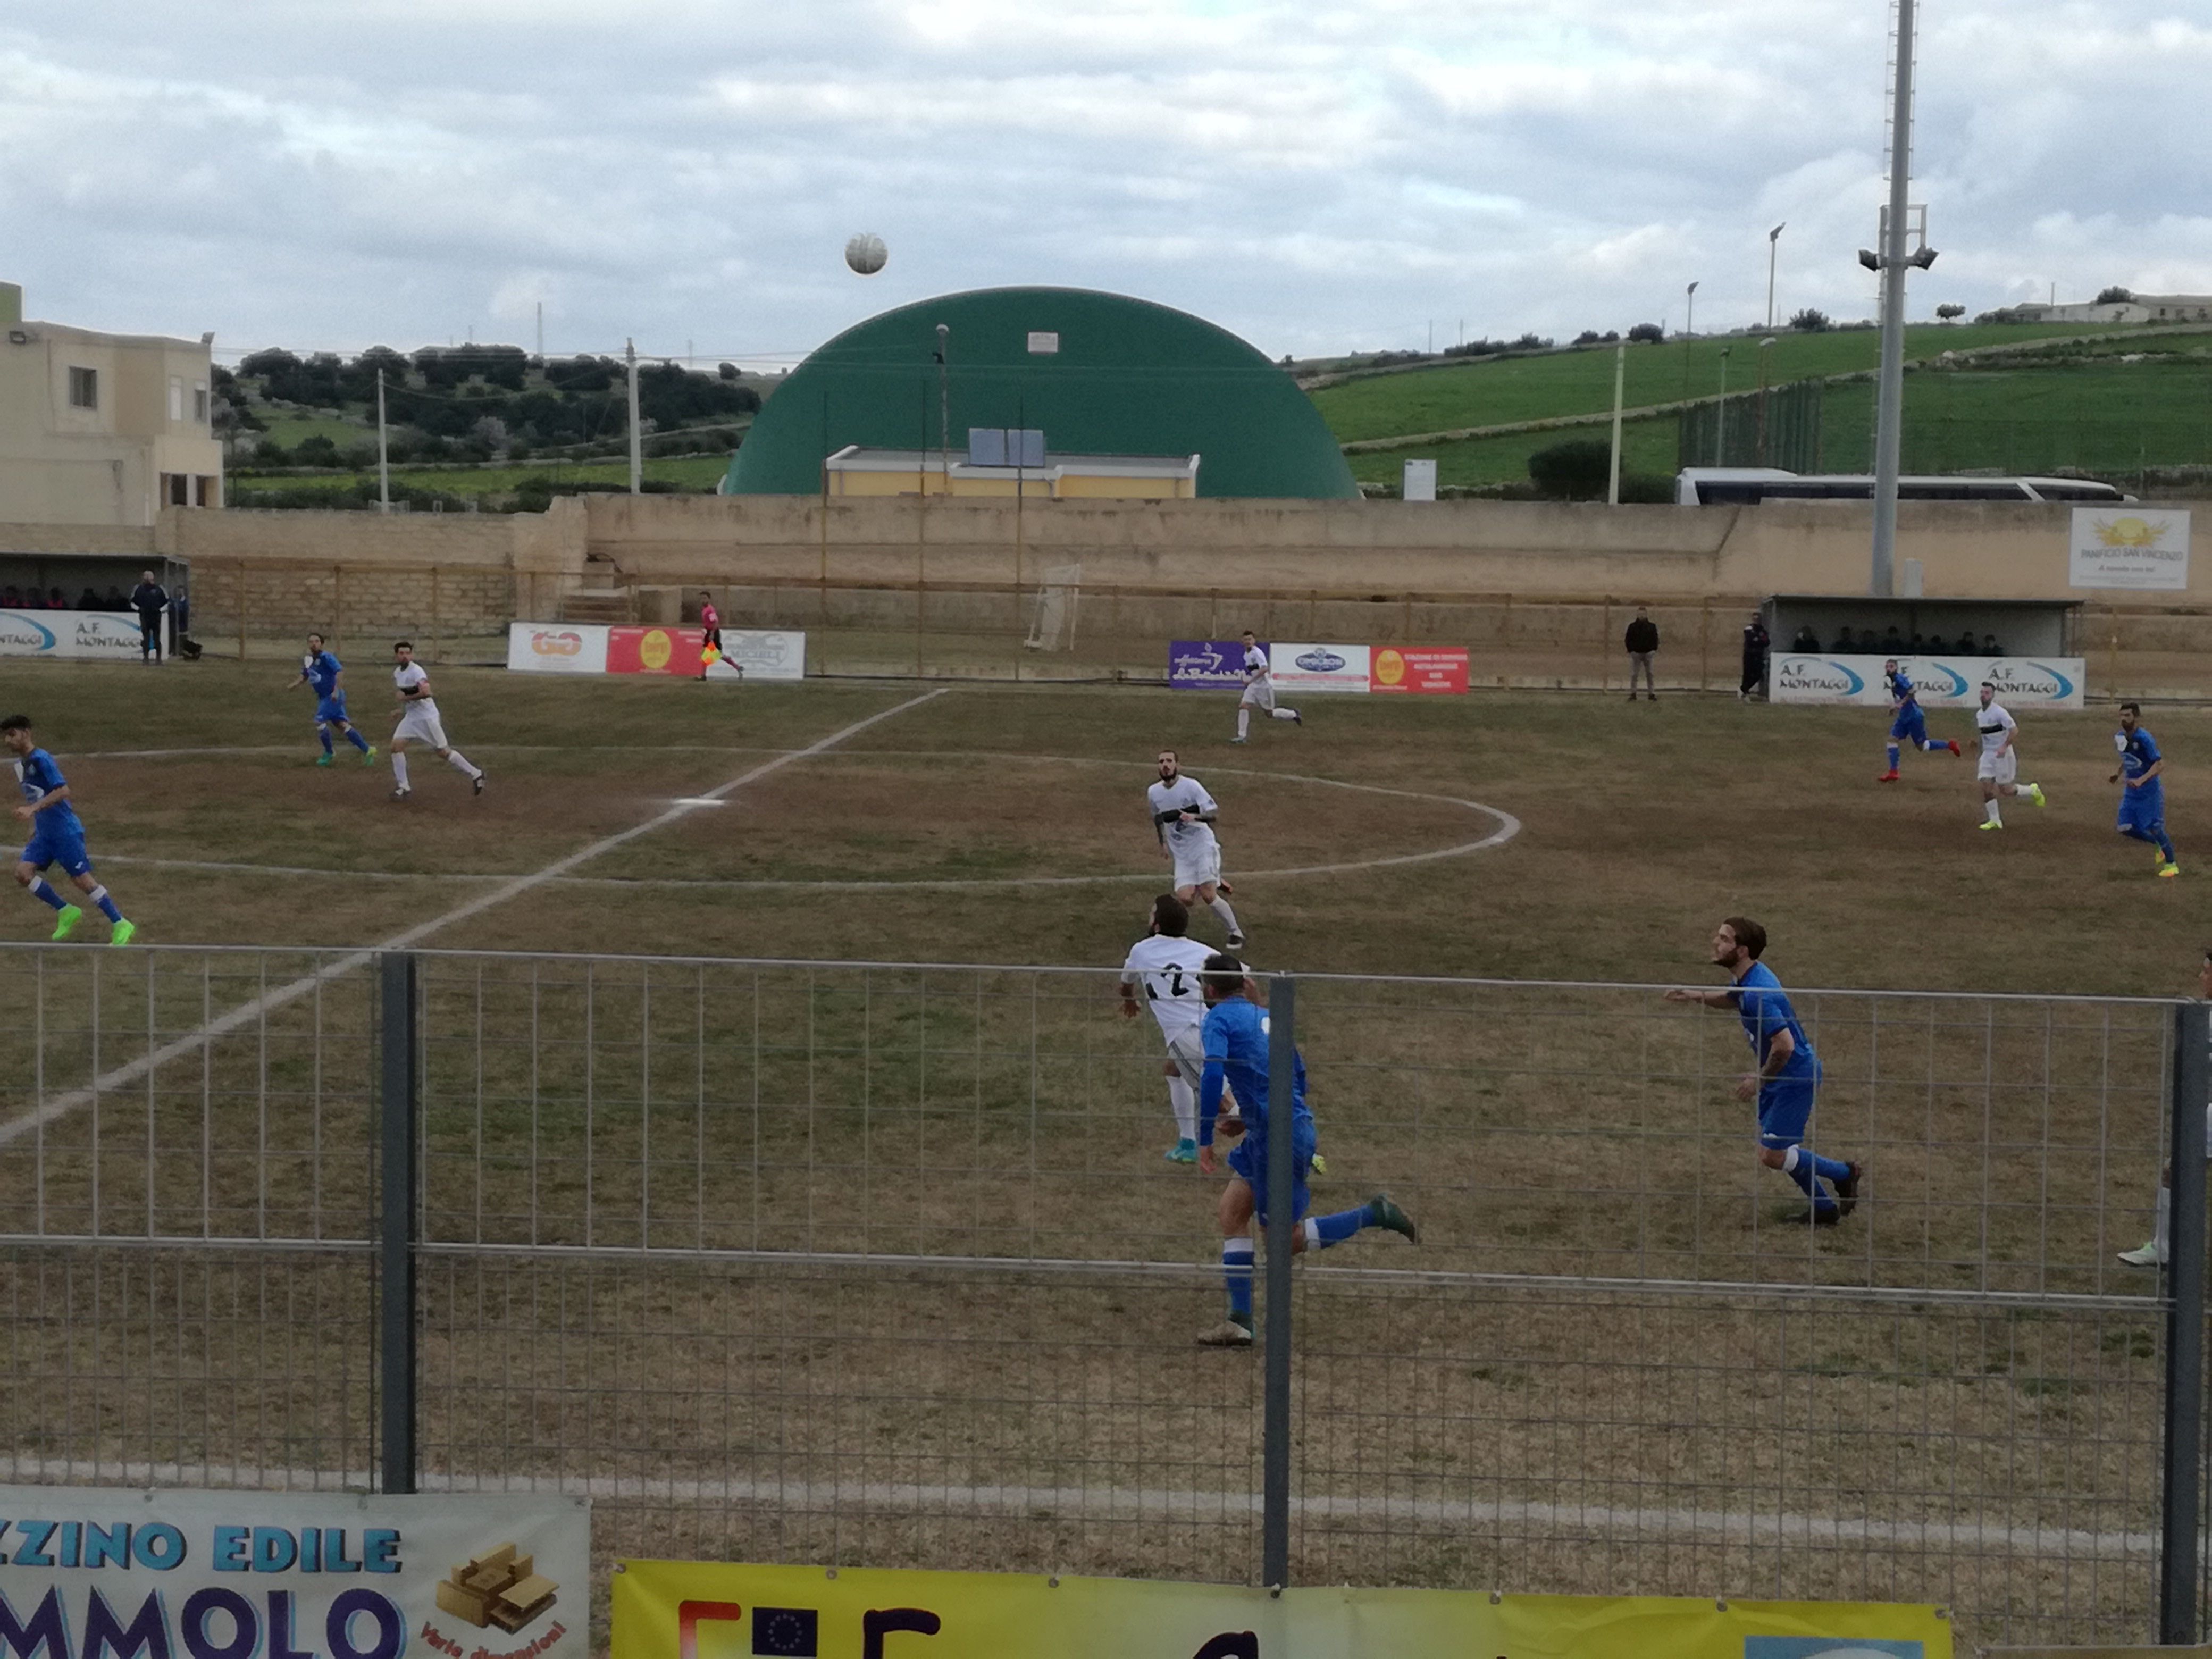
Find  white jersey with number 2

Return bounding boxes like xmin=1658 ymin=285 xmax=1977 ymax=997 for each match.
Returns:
xmin=1121 ymin=934 xmax=1216 ymax=1041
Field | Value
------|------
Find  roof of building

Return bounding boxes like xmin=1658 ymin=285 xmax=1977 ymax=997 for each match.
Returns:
xmin=723 ymin=286 xmax=1356 ymax=500
xmin=827 ymin=445 xmax=1199 ymax=482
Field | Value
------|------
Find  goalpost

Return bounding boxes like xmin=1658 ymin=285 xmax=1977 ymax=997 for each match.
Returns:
xmin=1024 ymin=563 xmax=1082 ymax=651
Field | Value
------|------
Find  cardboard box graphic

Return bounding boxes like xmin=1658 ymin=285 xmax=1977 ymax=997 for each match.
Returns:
xmin=437 ymin=1543 xmax=558 ymax=1632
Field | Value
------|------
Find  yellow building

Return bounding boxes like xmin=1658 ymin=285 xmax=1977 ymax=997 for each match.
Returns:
xmin=0 ymin=280 xmax=225 ymax=525
xmin=823 ymin=445 xmax=1200 ymax=500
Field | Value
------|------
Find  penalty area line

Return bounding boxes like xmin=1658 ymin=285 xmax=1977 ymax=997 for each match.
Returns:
xmin=0 ymin=689 xmax=948 ymax=1150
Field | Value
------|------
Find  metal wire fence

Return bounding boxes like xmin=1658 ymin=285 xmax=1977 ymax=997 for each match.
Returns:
xmin=0 ymin=943 xmax=2202 ymax=1650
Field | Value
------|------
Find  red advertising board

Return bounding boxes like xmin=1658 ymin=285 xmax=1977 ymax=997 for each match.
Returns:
xmin=1370 ymin=646 xmax=1469 ymax=694
xmin=606 ymin=625 xmax=703 ymax=675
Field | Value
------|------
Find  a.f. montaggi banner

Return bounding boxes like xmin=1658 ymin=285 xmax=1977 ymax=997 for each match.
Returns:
xmin=0 ymin=1486 xmax=589 ymax=1659
xmin=1772 ymin=654 xmax=2085 ymax=709
xmin=613 ymin=1559 xmax=1950 ymax=1659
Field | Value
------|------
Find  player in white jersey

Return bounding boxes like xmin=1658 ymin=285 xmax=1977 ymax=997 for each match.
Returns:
xmin=1118 ymin=892 xmax=1221 ymax=1162
xmin=1973 ymin=681 xmax=2045 ymax=830
xmin=1233 ymin=630 xmax=1301 ymax=744
xmin=388 ymin=641 xmax=487 ymax=802
xmin=1146 ymin=749 xmax=1244 ymax=947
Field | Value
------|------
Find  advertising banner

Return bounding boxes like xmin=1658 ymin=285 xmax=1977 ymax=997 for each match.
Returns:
xmin=1772 ymin=653 xmax=2085 ymax=709
xmin=0 ymin=610 xmax=160 ymax=661
xmin=2070 ymin=507 xmax=2191 ymax=590
xmin=1167 ymin=640 xmax=1254 ymax=690
xmin=506 ymin=623 xmax=610 ymax=674
xmin=1268 ymin=642 xmax=1371 ymax=694
xmin=607 ymin=626 xmax=806 ymax=681
xmin=1370 ymin=646 xmax=1469 ymax=694
xmin=614 ymin=1560 xmax=1950 ymax=1659
xmin=0 ymin=1485 xmax=590 ymax=1659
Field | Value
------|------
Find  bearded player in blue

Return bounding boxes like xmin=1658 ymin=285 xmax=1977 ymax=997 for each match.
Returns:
xmin=3 ymin=714 xmax=133 ymax=945
xmin=1667 ymin=918 xmax=1860 ymax=1224
xmin=2109 ymin=701 xmax=2180 ymax=878
xmin=1876 ymin=659 xmax=1960 ymax=782
xmin=1194 ymin=954 xmax=1417 ymax=1347
xmin=290 ymin=632 xmax=375 ymax=766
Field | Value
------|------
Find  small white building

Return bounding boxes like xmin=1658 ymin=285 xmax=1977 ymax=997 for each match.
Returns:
xmin=0 ymin=280 xmax=226 ymax=526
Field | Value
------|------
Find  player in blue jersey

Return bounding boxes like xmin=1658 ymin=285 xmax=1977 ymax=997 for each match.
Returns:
xmin=2109 ymin=701 xmax=2180 ymax=878
xmin=1193 ymin=954 xmax=1417 ymax=1346
xmin=289 ymin=633 xmax=375 ymax=766
xmin=3 ymin=715 xmax=133 ymax=945
xmin=1876 ymin=660 xmax=1960 ymax=782
xmin=1665 ymin=918 xmax=1859 ymax=1224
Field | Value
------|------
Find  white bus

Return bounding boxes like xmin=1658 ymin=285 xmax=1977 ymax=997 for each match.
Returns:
xmin=1675 ymin=467 xmax=2131 ymax=506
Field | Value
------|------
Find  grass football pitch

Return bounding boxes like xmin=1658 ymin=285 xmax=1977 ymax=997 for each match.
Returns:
xmin=0 ymin=660 xmax=2198 ymax=1641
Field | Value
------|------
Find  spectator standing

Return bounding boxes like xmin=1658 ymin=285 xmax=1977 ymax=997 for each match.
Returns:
xmin=1739 ymin=614 xmax=1770 ymax=700
xmin=1623 ymin=606 xmax=1660 ymax=702
xmin=128 ymin=569 xmax=168 ymax=664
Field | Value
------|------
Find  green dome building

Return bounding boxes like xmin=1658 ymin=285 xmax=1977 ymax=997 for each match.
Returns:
xmin=721 ymin=286 xmax=1355 ymax=500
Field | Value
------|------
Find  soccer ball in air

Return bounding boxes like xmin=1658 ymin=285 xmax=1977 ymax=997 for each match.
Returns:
xmin=844 ymin=233 xmax=888 ymax=276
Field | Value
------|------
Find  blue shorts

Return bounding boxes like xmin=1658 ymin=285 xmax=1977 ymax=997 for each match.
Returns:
xmin=1757 ymin=1062 xmax=1822 ymax=1149
xmin=1889 ymin=707 xmax=1926 ymax=745
xmin=2118 ymin=785 xmax=2165 ymax=834
xmin=20 ymin=819 xmax=92 ymax=879
xmin=1228 ymin=1116 xmax=1317 ymax=1225
xmin=315 ymin=692 xmax=350 ymax=725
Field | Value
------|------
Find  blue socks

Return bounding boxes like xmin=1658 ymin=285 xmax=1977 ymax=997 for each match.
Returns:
xmin=1886 ymin=743 xmax=1901 ymax=769
xmin=26 ymin=877 xmax=64 ymax=912
xmin=1305 ymin=1207 xmax=1369 ymax=1248
xmin=319 ymin=725 xmax=334 ymax=756
xmin=86 ymin=885 xmax=121 ymax=924
xmin=347 ymin=728 xmax=370 ymax=752
xmin=1782 ymin=1145 xmax=1845 ymax=1216
xmin=1222 ymin=1239 xmax=1254 ymax=1325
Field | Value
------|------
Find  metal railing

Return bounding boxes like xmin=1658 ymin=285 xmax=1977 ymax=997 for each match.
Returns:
xmin=0 ymin=943 xmax=2202 ymax=1649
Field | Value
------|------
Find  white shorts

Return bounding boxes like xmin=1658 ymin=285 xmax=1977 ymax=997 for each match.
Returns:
xmin=1977 ymin=749 xmax=2017 ymax=785
xmin=393 ymin=703 xmax=450 ymax=750
xmin=1172 ymin=839 xmax=1223 ymax=891
xmin=1240 ymin=680 xmax=1275 ymax=711
xmin=1165 ymin=1024 xmax=1206 ymax=1090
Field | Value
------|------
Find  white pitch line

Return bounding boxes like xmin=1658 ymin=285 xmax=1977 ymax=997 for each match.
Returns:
xmin=92 ymin=754 xmax=1521 ymax=892
xmin=0 ymin=1456 xmax=2160 ymax=1561
xmin=0 ymin=690 xmax=948 ymax=1149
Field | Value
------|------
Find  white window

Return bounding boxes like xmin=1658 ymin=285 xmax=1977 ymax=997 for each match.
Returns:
xmin=68 ymin=366 xmax=97 ymax=409
xmin=193 ymin=382 xmax=209 ymax=424
xmin=169 ymin=377 xmax=184 ymax=421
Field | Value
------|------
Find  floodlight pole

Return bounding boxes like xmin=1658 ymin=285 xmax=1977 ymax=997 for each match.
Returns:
xmin=375 ymin=369 xmax=391 ymax=514
xmin=1682 ymin=282 xmax=1698 ymax=400
xmin=1606 ymin=341 xmax=1626 ymax=505
xmin=626 ymin=339 xmax=643 ymax=496
xmin=1766 ymin=224 xmax=1785 ymax=331
xmin=935 ymin=324 xmax=951 ymax=493
xmin=1869 ymin=0 xmax=1917 ymax=598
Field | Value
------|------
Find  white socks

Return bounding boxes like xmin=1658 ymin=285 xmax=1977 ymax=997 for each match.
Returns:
xmin=1167 ymin=1076 xmax=1197 ymax=1143
xmin=392 ymin=753 xmax=410 ymax=787
xmin=447 ymin=750 xmax=483 ymax=780
xmin=1236 ymin=707 xmax=1251 ymax=739
xmin=1272 ymin=707 xmax=1297 ymax=722
xmin=1982 ymin=801 xmax=2000 ymax=825
xmin=1209 ymin=895 xmax=1241 ymax=936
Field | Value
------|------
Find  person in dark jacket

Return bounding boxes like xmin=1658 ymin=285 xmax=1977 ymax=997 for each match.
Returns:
xmin=1623 ymin=606 xmax=1659 ymax=701
xmin=129 ymin=569 xmax=169 ymax=664
xmin=1740 ymin=615 xmax=1770 ymax=699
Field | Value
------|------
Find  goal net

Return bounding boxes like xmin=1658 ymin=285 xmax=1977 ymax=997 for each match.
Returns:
xmin=1024 ymin=563 xmax=1082 ymax=651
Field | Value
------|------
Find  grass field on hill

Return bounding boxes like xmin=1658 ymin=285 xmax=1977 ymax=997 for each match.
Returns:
xmin=225 ymin=453 xmax=731 ymax=504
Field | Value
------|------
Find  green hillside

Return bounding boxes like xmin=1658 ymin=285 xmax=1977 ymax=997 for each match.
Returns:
xmin=1322 ymin=324 xmax=2212 ymax=491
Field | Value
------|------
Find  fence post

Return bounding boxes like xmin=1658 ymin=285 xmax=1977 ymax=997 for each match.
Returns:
xmin=377 ymin=951 xmax=420 ymax=1496
xmin=2161 ymin=999 xmax=2208 ymax=1642
xmin=1262 ymin=974 xmax=1296 ymax=1589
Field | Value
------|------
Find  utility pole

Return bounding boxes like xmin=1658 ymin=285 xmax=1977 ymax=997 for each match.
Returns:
xmin=1606 ymin=341 xmax=1627 ymax=504
xmin=626 ymin=338 xmax=642 ymax=496
xmin=1869 ymin=0 xmax=1923 ymax=598
xmin=376 ymin=368 xmax=391 ymax=513
xmin=935 ymin=324 xmax=951 ymax=493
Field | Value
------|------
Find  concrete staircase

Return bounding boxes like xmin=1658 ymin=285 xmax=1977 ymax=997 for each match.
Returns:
xmin=556 ymin=556 xmax=635 ymax=624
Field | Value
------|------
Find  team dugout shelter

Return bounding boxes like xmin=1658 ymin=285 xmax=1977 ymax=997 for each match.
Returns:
xmin=1762 ymin=596 xmax=2077 ymax=658
xmin=723 ymin=286 xmax=1358 ymax=501
xmin=0 ymin=551 xmax=190 ymax=656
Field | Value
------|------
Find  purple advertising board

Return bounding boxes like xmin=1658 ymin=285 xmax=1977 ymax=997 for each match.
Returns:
xmin=1168 ymin=639 xmax=1253 ymax=689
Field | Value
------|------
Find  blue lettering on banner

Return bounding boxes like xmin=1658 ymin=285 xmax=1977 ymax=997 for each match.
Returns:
xmin=133 ymin=1530 xmax=185 ymax=1573
xmin=359 ymin=1536 xmax=397 ymax=1578
xmin=14 ymin=1526 xmax=57 ymax=1571
xmin=179 ymin=1589 xmax=257 ymax=1659
xmin=1294 ymin=648 xmax=1345 ymax=673
xmin=211 ymin=1534 xmax=247 ymax=1577
xmin=1742 ymin=1641 xmax=1923 ymax=1658
xmin=82 ymin=1530 xmax=130 ymax=1573
xmin=325 ymin=1590 xmax=402 ymax=1659
xmin=265 ymin=1596 xmax=312 ymax=1659
xmin=83 ymin=1590 xmax=169 ymax=1659
xmin=0 ymin=1586 xmax=71 ymax=1659
xmin=249 ymin=1535 xmax=295 ymax=1577
xmin=1167 ymin=640 xmax=1253 ymax=690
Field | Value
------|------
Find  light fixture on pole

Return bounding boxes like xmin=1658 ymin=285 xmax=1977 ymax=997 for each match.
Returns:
xmin=1766 ymin=224 xmax=1786 ymax=331
xmin=1683 ymin=280 xmax=1699 ymax=398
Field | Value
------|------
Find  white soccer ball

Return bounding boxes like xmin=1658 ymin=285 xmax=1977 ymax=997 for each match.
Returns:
xmin=844 ymin=233 xmax=888 ymax=276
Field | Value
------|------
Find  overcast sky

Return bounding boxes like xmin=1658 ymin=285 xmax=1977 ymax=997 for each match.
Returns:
xmin=3 ymin=1 xmax=2206 ymax=366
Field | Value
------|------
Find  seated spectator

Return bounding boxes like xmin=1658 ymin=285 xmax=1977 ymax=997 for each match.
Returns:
xmin=104 ymin=585 xmax=129 ymax=610
xmin=46 ymin=588 xmax=65 ymax=609
xmin=0 ymin=586 xmax=18 ymax=608
xmin=1955 ymin=630 xmax=1977 ymax=653
xmin=1982 ymin=634 xmax=2002 ymax=654
xmin=1790 ymin=624 xmax=1820 ymax=651
xmin=77 ymin=587 xmax=100 ymax=610
xmin=19 ymin=588 xmax=44 ymax=609
xmin=1908 ymin=631 xmax=1926 ymax=651
xmin=1880 ymin=625 xmax=1905 ymax=652
xmin=1831 ymin=626 xmax=1856 ymax=651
